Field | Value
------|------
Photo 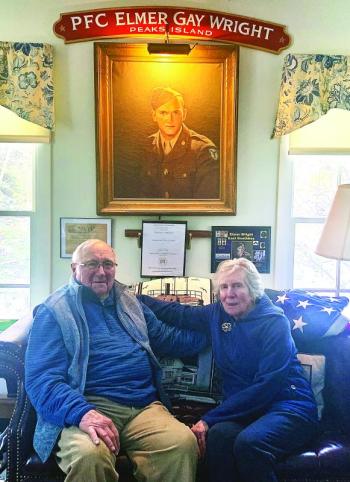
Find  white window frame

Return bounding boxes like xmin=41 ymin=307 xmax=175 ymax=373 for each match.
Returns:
xmin=31 ymin=143 xmax=52 ymax=307
xmin=0 ymin=141 xmax=51 ymax=314
xmin=275 ymin=136 xmax=349 ymax=296
xmin=275 ymin=136 xmax=294 ymax=289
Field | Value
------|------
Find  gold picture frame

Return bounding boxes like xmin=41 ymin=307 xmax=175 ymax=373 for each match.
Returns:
xmin=94 ymin=43 xmax=238 ymax=215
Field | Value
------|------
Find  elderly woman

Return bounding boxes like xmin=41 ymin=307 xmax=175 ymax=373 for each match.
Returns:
xmin=140 ymin=258 xmax=318 ymax=482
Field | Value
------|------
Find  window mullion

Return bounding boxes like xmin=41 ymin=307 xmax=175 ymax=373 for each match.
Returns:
xmin=0 ymin=284 xmax=30 ymax=288
xmin=0 ymin=211 xmax=32 ymax=216
xmin=293 ymin=217 xmax=324 ymax=223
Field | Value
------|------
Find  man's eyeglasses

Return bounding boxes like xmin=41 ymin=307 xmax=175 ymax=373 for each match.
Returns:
xmin=78 ymin=260 xmax=117 ymax=271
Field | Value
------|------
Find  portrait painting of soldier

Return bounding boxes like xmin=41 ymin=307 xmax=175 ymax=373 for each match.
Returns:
xmin=139 ymin=87 xmax=220 ymax=199
xmin=101 ymin=44 xmax=232 ymax=205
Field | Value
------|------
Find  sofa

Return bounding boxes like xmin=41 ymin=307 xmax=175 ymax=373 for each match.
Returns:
xmin=0 ymin=286 xmax=350 ymax=482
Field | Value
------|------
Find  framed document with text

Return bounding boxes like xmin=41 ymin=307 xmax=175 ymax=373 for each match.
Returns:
xmin=60 ymin=217 xmax=112 ymax=258
xmin=141 ymin=221 xmax=187 ymax=277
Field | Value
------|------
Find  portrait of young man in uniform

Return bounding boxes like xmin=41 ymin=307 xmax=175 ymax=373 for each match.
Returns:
xmin=97 ymin=43 xmax=237 ymax=213
xmin=139 ymin=87 xmax=220 ymax=199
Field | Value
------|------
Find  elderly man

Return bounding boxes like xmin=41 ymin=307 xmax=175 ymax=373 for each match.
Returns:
xmin=141 ymin=86 xmax=220 ymax=199
xmin=25 ymin=239 xmax=208 ymax=482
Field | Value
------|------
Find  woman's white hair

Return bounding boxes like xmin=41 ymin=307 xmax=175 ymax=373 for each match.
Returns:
xmin=212 ymin=258 xmax=264 ymax=301
xmin=71 ymin=239 xmax=116 ymax=263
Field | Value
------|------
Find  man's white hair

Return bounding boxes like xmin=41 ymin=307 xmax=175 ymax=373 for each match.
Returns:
xmin=71 ymin=239 xmax=116 ymax=263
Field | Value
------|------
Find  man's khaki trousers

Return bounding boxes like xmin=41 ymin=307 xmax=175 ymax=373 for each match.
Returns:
xmin=56 ymin=396 xmax=198 ymax=482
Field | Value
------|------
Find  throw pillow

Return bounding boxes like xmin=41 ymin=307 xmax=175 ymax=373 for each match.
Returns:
xmin=297 ymin=352 xmax=325 ymax=419
xmin=266 ymin=289 xmax=349 ymax=346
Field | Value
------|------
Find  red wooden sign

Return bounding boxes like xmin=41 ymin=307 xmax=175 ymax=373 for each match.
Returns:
xmin=53 ymin=6 xmax=291 ymax=54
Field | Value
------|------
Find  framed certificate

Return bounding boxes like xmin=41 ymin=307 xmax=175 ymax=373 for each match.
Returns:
xmin=60 ymin=217 xmax=112 ymax=258
xmin=141 ymin=221 xmax=187 ymax=277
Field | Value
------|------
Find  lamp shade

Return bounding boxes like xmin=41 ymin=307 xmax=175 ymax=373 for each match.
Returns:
xmin=315 ymin=184 xmax=350 ymax=260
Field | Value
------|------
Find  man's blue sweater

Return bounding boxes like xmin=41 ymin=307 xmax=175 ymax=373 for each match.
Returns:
xmin=83 ymin=289 xmax=158 ymax=407
xmin=25 ymin=279 xmax=208 ymax=462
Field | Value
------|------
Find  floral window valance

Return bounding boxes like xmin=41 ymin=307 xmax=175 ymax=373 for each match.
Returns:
xmin=0 ymin=42 xmax=54 ymax=130
xmin=272 ymin=54 xmax=350 ymax=138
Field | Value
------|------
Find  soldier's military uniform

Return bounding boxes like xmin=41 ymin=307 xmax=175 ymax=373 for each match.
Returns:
xmin=141 ymin=124 xmax=219 ymax=199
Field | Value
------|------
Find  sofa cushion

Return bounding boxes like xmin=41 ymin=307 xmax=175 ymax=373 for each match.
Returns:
xmin=297 ymin=352 xmax=325 ymax=419
xmin=265 ymin=289 xmax=349 ymax=349
xmin=319 ymin=331 xmax=350 ymax=433
xmin=275 ymin=432 xmax=350 ymax=480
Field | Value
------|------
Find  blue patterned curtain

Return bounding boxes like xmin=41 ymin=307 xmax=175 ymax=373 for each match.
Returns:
xmin=272 ymin=54 xmax=350 ymax=137
xmin=0 ymin=42 xmax=54 ymax=130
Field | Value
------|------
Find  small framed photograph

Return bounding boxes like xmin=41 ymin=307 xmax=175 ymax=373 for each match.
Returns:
xmin=141 ymin=221 xmax=187 ymax=277
xmin=60 ymin=217 xmax=112 ymax=258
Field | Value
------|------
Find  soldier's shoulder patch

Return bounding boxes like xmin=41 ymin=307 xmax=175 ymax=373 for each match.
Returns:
xmin=209 ymin=147 xmax=219 ymax=161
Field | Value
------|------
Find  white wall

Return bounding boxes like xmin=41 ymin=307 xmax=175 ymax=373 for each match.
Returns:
xmin=1 ymin=0 xmax=350 ymax=294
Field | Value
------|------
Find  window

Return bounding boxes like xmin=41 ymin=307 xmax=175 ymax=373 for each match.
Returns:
xmin=0 ymin=142 xmax=51 ymax=320
xmin=275 ymin=136 xmax=350 ymax=300
xmin=0 ymin=143 xmax=33 ymax=319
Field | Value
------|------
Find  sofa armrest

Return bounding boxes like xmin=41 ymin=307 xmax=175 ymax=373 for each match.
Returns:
xmin=0 ymin=313 xmax=33 ymax=345
xmin=0 ymin=341 xmax=25 ymax=396
xmin=0 ymin=340 xmax=39 ymax=475
xmin=0 ymin=342 xmax=22 ymax=475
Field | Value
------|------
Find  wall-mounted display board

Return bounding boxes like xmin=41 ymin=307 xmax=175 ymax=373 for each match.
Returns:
xmin=211 ymin=226 xmax=271 ymax=273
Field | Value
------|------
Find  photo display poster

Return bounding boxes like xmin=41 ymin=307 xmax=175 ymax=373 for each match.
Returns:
xmin=211 ymin=226 xmax=271 ymax=273
xmin=141 ymin=221 xmax=187 ymax=277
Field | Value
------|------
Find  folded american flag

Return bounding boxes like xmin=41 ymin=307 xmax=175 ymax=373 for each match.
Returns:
xmin=268 ymin=289 xmax=349 ymax=343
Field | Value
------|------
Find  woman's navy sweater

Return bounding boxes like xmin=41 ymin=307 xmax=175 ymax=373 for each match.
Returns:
xmin=139 ymin=294 xmax=318 ymax=427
